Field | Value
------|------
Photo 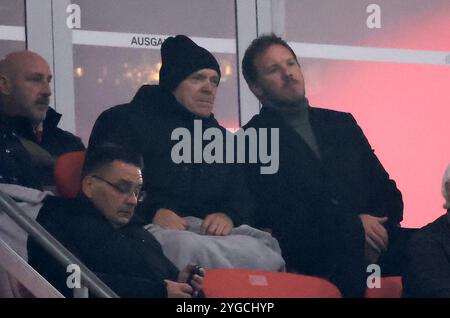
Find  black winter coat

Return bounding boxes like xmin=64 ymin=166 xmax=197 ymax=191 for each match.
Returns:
xmin=11 ymin=107 xmax=85 ymax=158
xmin=0 ymin=108 xmax=84 ymax=188
xmin=0 ymin=117 xmax=41 ymax=189
xmin=89 ymin=85 xmax=253 ymax=225
xmin=403 ymin=212 xmax=450 ymax=298
xmin=27 ymin=196 xmax=179 ymax=298
xmin=243 ymin=104 xmax=403 ymax=297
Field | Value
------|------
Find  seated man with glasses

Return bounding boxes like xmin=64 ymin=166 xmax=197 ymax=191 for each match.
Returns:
xmin=27 ymin=143 xmax=204 ymax=298
xmin=90 ymin=174 xmax=147 ymax=205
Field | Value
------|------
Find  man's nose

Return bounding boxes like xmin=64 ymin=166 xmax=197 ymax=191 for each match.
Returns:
xmin=281 ymin=67 xmax=291 ymax=79
xmin=202 ymin=80 xmax=215 ymax=93
xmin=126 ymin=192 xmax=139 ymax=205
xmin=41 ymin=81 xmax=52 ymax=96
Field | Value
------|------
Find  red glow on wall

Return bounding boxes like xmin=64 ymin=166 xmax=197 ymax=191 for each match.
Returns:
xmin=305 ymin=8 xmax=450 ymax=228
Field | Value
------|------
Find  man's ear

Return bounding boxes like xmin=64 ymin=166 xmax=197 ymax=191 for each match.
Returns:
xmin=0 ymin=75 xmax=11 ymax=95
xmin=249 ymin=82 xmax=264 ymax=101
xmin=81 ymin=176 xmax=94 ymax=199
xmin=445 ymin=182 xmax=450 ymax=199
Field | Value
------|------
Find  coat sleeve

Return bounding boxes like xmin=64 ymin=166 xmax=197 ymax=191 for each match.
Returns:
xmin=27 ymin=198 xmax=170 ymax=298
xmin=347 ymin=114 xmax=403 ymax=226
xmin=56 ymin=129 xmax=85 ymax=153
xmin=94 ymin=272 xmax=168 ymax=298
xmin=27 ymin=198 xmax=78 ymax=297
xmin=221 ymin=164 xmax=255 ymax=226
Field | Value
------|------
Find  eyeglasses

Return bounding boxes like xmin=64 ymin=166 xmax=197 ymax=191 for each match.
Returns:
xmin=92 ymin=175 xmax=146 ymax=202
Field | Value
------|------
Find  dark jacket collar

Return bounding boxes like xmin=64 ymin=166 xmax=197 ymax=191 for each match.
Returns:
xmin=131 ymin=84 xmax=219 ymax=126
xmin=0 ymin=107 xmax=62 ymax=141
xmin=74 ymin=194 xmax=144 ymax=228
xmin=43 ymin=107 xmax=62 ymax=130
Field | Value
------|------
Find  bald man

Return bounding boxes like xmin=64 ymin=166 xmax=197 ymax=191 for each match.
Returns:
xmin=0 ymin=51 xmax=84 ymax=188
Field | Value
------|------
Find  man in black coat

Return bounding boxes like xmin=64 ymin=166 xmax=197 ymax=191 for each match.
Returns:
xmin=89 ymin=35 xmax=252 ymax=235
xmin=27 ymin=144 xmax=203 ymax=298
xmin=0 ymin=51 xmax=84 ymax=188
xmin=402 ymin=164 xmax=450 ymax=298
xmin=241 ymin=34 xmax=404 ymax=297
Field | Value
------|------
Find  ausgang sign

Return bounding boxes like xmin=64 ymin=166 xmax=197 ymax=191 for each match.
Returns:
xmin=130 ymin=36 xmax=166 ymax=48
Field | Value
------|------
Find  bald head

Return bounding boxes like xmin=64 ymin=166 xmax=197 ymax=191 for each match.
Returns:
xmin=0 ymin=51 xmax=52 ymax=127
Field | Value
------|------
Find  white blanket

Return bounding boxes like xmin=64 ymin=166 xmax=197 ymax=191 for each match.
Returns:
xmin=145 ymin=217 xmax=285 ymax=272
xmin=0 ymin=184 xmax=53 ymax=297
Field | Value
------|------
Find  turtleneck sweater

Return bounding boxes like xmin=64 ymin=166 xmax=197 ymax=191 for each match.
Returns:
xmin=264 ymin=98 xmax=321 ymax=159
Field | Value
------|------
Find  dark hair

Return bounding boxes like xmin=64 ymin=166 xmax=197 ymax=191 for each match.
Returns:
xmin=242 ymin=33 xmax=298 ymax=84
xmin=82 ymin=143 xmax=144 ymax=178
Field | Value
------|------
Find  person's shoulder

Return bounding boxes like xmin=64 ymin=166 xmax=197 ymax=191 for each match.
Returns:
xmin=97 ymin=86 xmax=165 ymax=121
xmin=131 ymin=84 xmax=165 ymax=105
xmin=242 ymin=113 xmax=264 ymax=129
xmin=420 ymin=214 xmax=448 ymax=234
xmin=310 ymin=106 xmax=353 ymax=120
xmin=41 ymin=195 xmax=78 ymax=210
xmin=53 ymin=127 xmax=85 ymax=148
xmin=90 ymin=102 xmax=140 ymax=135
xmin=409 ymin=214 xmax=448 ymax=245
xmin=102 ymin=86 xmax=164 ymax=118
xmin=99 ymin=102 xmax=135 ymax=119
xmin=37 ymin=196 xmax=77 ymax=223
xmin=310 ymin=107 xmax=359 ymax=132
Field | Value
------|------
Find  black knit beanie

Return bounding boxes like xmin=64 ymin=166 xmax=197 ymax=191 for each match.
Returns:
xmin=159 ymin=35 xmax=221 ymax=91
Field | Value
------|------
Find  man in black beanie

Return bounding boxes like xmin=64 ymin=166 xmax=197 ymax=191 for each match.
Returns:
xmin=90 ymin=34 xmax=248 ymax=229
xmin=159 ymin=35 xmax=221 ymax=93
xmin=87 ymin=36 xmax=276 ymax=272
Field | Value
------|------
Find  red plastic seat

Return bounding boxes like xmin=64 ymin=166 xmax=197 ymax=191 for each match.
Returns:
xmin=53 ymin=151 xmax=86 ymax=198
xmin=203 ymin=268 xmax=342 ymax=298
xmin=365 ymin=276 xmax=402 ymax=298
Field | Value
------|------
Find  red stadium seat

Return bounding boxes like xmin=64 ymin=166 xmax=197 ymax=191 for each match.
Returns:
xmin=203 ymin=268 xmax=342 ymax=298
xmin=53 ymin=151 xmax=86 ymax=198
xmin=365 ymin=276 xmax=402 ymax=298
